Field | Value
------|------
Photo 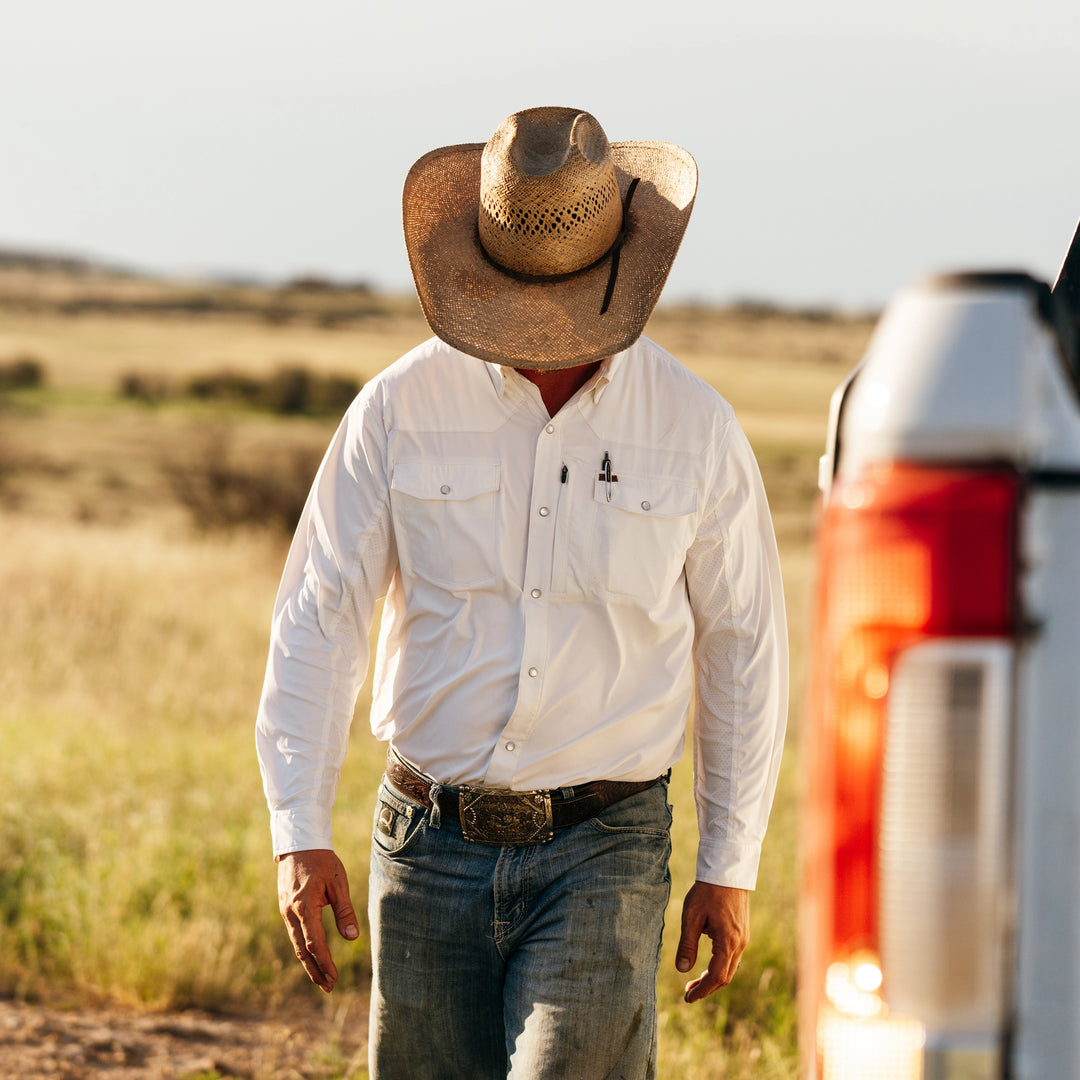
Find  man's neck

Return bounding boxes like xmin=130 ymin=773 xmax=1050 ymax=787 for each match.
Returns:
xmin=513 ymin=360 xmax=604 ymax=416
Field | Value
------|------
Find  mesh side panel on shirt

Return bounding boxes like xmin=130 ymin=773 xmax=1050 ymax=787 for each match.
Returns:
xmin=689 ymin=526 xmax=739 ymax=825
xmin=348 ymin=496 xmax=396 ymax=625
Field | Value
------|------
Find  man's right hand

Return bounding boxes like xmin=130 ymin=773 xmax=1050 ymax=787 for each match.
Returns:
xmin=276 ymin=849 xmax=359 ymax=993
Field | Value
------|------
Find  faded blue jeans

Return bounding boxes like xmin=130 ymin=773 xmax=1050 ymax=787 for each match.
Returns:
xmin=367 ymin=774 xmax=673 ymax=1080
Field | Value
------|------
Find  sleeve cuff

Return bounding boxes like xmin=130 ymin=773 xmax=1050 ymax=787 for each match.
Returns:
xmin=270 ymin=806 xmax=333 ymax=858
xmin=695 ymin=839 xmax=762 ymax=890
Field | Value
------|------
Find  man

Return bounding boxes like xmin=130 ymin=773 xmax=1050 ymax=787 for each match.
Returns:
xmin=256 ymin=106 xmax=787 ymax=1079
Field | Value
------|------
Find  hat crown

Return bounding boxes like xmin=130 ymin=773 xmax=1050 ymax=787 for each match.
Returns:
xmin=479 ymin=107 xmax=622 ymax=277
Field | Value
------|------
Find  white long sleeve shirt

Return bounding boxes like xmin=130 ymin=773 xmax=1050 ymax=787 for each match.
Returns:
xmin=256 ymin=334 xmax=788 ymax=888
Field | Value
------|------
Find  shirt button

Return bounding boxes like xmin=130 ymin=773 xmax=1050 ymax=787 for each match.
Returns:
xmin=528 ymin=667 xmax=539 ymax=678
xmin=531 ymin=588 xmax=542 ymax=599
xmin=546 ymin=424 xmax=555 ymax=434
xmin=641 ymin=500 xmax=651 ymax=511
xmin=505 ymin=741 xmax=516 ymax=752
xmin=440 ymin=484 xmax=451 ymax=495
xmin=538 ymin=506 xmax=549 ymax=517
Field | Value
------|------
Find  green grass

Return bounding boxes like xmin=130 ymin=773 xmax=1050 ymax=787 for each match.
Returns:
xmin=0 ymin=511 xmax=804 ymax=1076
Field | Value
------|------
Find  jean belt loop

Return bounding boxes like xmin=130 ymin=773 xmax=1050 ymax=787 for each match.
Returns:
xmin=427 ymin=782 xmax=444 ymax=829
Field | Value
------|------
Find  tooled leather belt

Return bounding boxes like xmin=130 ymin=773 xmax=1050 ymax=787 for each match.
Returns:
xmin=385 ymin=747 xmax=662 ymax=845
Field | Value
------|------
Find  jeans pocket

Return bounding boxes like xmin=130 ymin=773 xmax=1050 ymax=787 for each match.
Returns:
xmin=372 ymin=781 xmax=428 ymax=857
xmin=588 ymin=782 xmax=673 ymax=839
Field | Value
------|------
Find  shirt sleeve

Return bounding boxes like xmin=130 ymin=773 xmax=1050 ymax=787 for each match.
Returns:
xmin=255 ymin=383 xmax=397 ymax=857
xmin=684 ymin=417 xmax=789 ymax=889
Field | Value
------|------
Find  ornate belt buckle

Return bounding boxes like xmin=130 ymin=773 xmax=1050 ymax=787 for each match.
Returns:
xmin=458 ymin=787 xmax=554 ymax=845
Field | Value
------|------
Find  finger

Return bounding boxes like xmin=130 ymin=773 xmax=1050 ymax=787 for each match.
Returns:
xmin=285 ymin=908 xmax=337 ymax=992
xmin=683 ymin=939 xmax=746 ymax=1003
xmin=675 ymin=901 xmax=704 ymax=974
xmin=283 ymin=910 xmax=327 ymax=990
xmin=725 ymin=940 xmax=747 ymax=983
xmin=683 ymin=950 xmax=724 ymax=1003
xmin=683 ymin=971 xmax=715 ymax=1004
xmin=286 ymin=909 xmax=335 ymax=992
xmin=682 ymin=960 xmax=728 ymax=1004
xmin=302 ymin=910 xmax=339 ymax=990
xmin=327 ymin=871 xmax=360 ymax=942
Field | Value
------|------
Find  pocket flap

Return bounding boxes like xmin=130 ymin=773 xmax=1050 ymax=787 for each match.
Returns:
xmin=392 ymin=461 xmax=501 ymax=502
xmin=592 ymin=475 xmax=698 ymax=519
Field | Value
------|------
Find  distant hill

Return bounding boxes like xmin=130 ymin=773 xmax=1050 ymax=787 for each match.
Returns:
xmin=0 ymin=245 xmax=381 ymax=292
xmin=0 ymin=245 xmax=417 ymax=326
xmin=0 ymin=247 xmax=119 ymax=277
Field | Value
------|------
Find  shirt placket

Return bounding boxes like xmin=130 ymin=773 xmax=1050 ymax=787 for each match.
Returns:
xmin=483 ymin=412 xmax=566 ymax=788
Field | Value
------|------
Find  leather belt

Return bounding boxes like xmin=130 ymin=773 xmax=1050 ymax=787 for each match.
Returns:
xmin=385 ymin=747 xmax=662 ymax=846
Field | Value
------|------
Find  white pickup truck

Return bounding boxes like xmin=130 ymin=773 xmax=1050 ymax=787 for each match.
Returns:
xmin=799 ymin=256 xmax=1080 ymax=1079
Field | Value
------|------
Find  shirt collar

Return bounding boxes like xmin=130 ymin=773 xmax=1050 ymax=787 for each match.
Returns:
xmin=590 ymin=350 xmax=626 ymax=405
xmin=484 ymin=361 xmax=505 ymax=396
xmin=484 ymin=347 xmax=629 ymax=404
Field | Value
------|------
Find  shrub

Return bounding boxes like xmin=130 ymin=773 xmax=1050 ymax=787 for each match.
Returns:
xmin=0 ymin=355 xmax=46 ymax=390
xmin=185 ymin=370 xmax=263 ymax=405
xmin=176 ymin=365 xmax=360 ymax=418
xmin=165 ymin=426 xmax=322 ymax=532
xmin=118 ymin=371 xmax=173 ymax=404
xmin=281 ymin=274 xmax=373 ymax=294
xmin=258 ymin=366 xmax=311 ymax=415
xmin=283 ymin=274 xmax=334 ymax=292
xmin=259 ymin=366 xmax=359 ymax=416
xmin=310 ymin=373 xmax=362 ymax=414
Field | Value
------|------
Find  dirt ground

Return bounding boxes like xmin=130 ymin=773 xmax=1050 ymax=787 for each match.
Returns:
xmin=0 ymin=998 xmax=369 ymax=1080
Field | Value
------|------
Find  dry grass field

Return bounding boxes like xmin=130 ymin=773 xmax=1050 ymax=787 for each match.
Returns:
xmin=0 ymin=263 xmax=874 ymax=1079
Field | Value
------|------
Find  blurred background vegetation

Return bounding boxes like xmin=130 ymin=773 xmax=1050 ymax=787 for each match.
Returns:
xmin=0 ymin=251 xmax=875 ymax=1078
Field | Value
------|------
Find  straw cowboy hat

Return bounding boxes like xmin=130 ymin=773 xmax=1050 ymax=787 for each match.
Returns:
xmin=402 ymin=106 xmax=698 ymax=370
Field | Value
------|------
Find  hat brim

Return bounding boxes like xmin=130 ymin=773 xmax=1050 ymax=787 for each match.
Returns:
xmin=402 ymin=140 xmax=698 ymax=370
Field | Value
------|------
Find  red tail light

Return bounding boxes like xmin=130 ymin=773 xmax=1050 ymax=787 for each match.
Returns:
xmin=801 ymin=463 xmax=1019 ymax=1077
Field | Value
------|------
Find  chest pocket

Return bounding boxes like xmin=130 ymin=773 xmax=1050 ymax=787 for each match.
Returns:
xmin=572 ymin=475 xmax=698 ymax=603
xmin=390 ymin=461 xmax=501 ymax=590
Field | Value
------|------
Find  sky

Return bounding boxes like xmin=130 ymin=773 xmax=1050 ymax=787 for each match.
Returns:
xmin=2 ymin=0 xmax=1079 ymax=311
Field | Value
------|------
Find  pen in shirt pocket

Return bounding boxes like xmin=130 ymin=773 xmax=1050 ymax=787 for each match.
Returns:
xmin=599 ymin=451 xmax=618 ymax=501
xmin=561 ymin=464 xmax=568 ymax=483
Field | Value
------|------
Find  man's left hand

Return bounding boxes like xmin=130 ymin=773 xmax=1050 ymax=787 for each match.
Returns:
xmin=676 ymin=882 xmax=750 ymax=1003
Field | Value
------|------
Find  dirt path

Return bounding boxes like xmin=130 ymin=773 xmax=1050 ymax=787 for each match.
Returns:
xmin=0 ymin=998 xmax=368 ymax=1080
